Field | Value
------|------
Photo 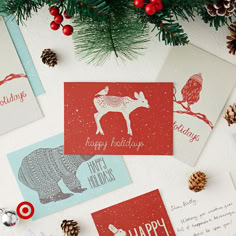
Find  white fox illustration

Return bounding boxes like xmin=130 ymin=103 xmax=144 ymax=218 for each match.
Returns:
xmin=93 ymin=87 xmax=150 ymax=136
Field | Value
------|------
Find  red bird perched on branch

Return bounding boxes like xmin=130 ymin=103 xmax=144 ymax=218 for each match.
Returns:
xmin=181 ymin=73 xmax=203 ymax=110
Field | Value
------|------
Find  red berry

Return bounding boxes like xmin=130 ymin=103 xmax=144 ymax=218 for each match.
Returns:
xmin=133 ymin=0 xmax=144 ymax=8
xmin=145 ymin=3 xmax=156 ymax=15
xmin=150 ymin=0 xmax=160 ymax=4
xmin=155 ymin=2 xmax=163 ymax=11
xmin=54 ymin=14 xmax=63 ymax=24
xmin=49 ymin=6 xmax=59 ymax=16
xmin=64 ymin=11 xmax=72 ymax=19
xmin=50 ymin=21 xmax=60 ymax=30
xmin=62 ymin=25 xmax=73 ymax=36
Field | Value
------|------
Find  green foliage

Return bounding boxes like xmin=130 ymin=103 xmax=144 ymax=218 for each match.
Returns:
xmin=156 ymin=22 xmax=189 ymax=46
xmin=0 ymin=0 xmax=233 ymax=64
xmin=199 ymin=8 xmax=232 ymax=30
xmin=54 ymin=0 xmax=113 ymax=19
xmin=0 ymin=0 xmax=43 ymax=24
xmin=73 ymin=1 xmax=150 ymax=65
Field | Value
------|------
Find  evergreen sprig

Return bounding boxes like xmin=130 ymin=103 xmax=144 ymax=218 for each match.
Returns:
xmin=73 ymin=1 xmax=150 ymax=65
xmin=0 ymin=0 xmax=44 ymax=24
xmin=0 ymin=0 xmax=233 ymax=64
xmin=199 ymin=8 xmax=232 ymax=30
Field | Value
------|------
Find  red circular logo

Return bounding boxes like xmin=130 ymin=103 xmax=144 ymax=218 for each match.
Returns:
xmin=16 ymin=202 xmax=34 ymax=220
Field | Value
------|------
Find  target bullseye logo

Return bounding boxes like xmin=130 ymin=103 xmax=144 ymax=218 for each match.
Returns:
xmin=16 ymin=202 xmax=34 ymax=220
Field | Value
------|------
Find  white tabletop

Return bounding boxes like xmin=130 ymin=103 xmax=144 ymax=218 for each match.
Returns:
xmin=0 ymin=6 xmax=236 ymax=236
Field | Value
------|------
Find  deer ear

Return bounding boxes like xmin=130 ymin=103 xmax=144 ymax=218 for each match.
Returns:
xmin=108 ymin=224 xmax=118 ymax=233
xmin=139 ymin=91 xmax=144 ymax=98
xmin=134 ymin=92 xmax=139 ymax=99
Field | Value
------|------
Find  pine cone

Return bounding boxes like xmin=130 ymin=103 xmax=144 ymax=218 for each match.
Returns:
xmin=61 ymin=220 xmax=80 ymax=236
xmin=224 ymin=103 xmax=236 ymax=126
xmin=188 ymin=171 xmax=207 ymax=193
xmin=227 ymin=22 xmax=236 ymax=55
xmin=206 ymin=0 xmax=236 ymax=17
xmin=41 ymin=49 xmax=57 ymax=67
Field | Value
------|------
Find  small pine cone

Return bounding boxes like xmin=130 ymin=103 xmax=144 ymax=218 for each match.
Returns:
xmin=224 ymin=103 xmax=236 ymax=126
xmin=61 ymin=220 xmax=80 ymax=236
xmin=41 ymin=49 xmax=57 ymax=67
xmin=206 ymin=0 xmax=236 ymax=17
xmin=188 ymin=171 xmax=207 ymax=193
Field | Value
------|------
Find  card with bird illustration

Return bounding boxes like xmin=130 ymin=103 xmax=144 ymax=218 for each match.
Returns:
xmin=91 ymin=189 xmax=176 ymax=236
xmin=64 ymin=82 xmax=173 ymax=155
xmin=157 ymin=44 xmax=236 ymax=166
xmin=7 ymin=133 xmax=132 ymax=220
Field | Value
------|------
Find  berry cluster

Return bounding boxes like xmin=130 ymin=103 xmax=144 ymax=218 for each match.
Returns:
xmin=134 ymin=0 xmax=163 ymax=15
xmin=49 ymin=6 xmax=74 ymax=36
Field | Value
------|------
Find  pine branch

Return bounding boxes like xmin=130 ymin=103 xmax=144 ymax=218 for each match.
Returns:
xmin=155 ymin=21 xmax=189 ymax=46
xmin=62 ymin=0 xmax=113 ymax=18
xmin=199 ymin=8 xmax=232 ymax=30
xmin=72 ymin=1 xmax=150 ymax=65
xmin=0 ymin=0 xmax=44 ymax=24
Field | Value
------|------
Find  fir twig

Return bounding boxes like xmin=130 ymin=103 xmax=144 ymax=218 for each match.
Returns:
xmin=73 ymin=1 xmax=150 ymax=65
xmin=0 ymin=0 xmax=44 ymax=24
xmin=198 ymin=8 xmax=232 ymax=30
xmin=156 ymin=22 xmax=189 ymax=46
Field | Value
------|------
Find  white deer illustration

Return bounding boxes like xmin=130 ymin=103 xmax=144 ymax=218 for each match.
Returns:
xmin=108 ymin=224 xmax=127 ymax=236
xmin=93 ymin=87 xmax=150 ymax=136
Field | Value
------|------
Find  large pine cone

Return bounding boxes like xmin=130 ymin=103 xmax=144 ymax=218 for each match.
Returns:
xmin=41 ymin=49 xmax=57 ymax=67
xmin=224 ymin=103 xmax=236 ymax=126
xmin=206 ymin=0 xmax=236 ymax=17
xmin=61 ymin=220 xmax=80 ymax=236
xmin=227 ymin=22 xmax=236 ymax=54
xmin=188 ymin=171 xmax=207 ymax=193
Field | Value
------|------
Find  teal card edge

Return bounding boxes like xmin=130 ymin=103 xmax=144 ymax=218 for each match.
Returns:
xmin=3 ymin=16 xmax=45 ymax=97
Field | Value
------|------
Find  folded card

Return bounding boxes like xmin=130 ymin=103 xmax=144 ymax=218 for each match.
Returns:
xmin=157 ymin=45 xmax=236 ymax=166
xmin=165 ymin=173 xmax=236 ymax=236
xmin=64 ymin=82 xmax=173 ymax=155
xmin=92 ymin=189 xmax=176 ymax=236
xmin=7 ymin=133 xmax=132 ymax=220
xmin=0 ymin=19 xmax=43 ymax=135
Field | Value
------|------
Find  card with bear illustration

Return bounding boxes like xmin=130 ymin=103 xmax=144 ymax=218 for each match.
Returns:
xmin=64 ymin=82 xmax=173 ymax=155
xmin=92 ymin=189 xmax=176 ymax=236
xmin=7 ymin=133 xmax=132 ymax=220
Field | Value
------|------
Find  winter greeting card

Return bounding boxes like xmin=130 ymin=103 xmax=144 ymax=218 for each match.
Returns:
xmin=7 ymin=133 xmax=132 ymax=220
xmin=157 ymin=45 xmax=236 ymax=166
xmin=92 ymin=189 xmax=176 ymax=236
xmin=64 ymin=82 xmax=173 ymax=155
xmin=0 ymin=19 xmax=43 ymax=135
xmin=165 ymin=173 xmax=236 ymax=236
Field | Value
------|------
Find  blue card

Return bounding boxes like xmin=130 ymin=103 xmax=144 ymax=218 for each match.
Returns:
xmin=7 ymin=133 xmax=131 ymax=220
xmin=4 ymin=16 xmax=45 ymax=97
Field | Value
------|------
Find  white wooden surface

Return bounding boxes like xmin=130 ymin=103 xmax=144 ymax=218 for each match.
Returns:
xmin=0 ymin=7 xmax=236 ymax=235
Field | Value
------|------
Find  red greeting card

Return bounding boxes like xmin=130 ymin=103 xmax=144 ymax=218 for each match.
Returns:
xmin=92 ymin=189 xmax=176 ymax=236
xmin=64 ymin=83 xmax=173 ymax=155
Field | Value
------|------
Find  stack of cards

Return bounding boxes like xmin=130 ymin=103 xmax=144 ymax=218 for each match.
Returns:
xmin=4 ymin=39 xmax=236 ymax=236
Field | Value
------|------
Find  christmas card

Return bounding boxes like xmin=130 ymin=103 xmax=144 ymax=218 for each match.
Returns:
xmin=92 ymin=189 xmax=176 ymax=236
xmin=64 ymin=82 xmax=173 ymax=155
xmin=0 ymin=19 xmax=43 ymax=135
xmin=7 ymin=133 xmax=132 ymax=220
xmin=157 ymin=44 xmax=236 ymax=166
xmin=165 ymin=173 xmax=236 ymax=236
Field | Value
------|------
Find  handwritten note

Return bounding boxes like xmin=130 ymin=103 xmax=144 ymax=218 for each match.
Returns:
xmin=165 ymin=173 xmax=236 ymax=236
